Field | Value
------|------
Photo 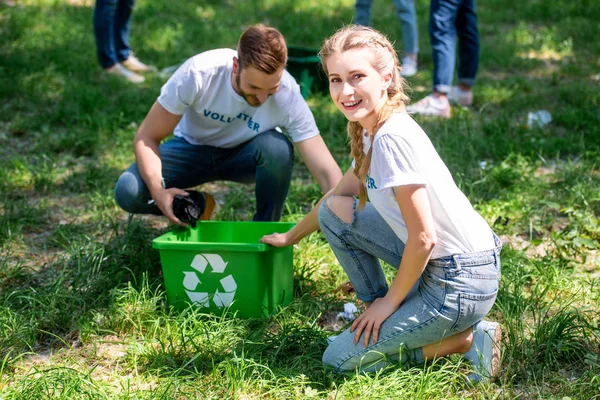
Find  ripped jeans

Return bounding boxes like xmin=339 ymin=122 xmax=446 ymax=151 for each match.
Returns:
xmin=318 ymin=198 xmax=501 ymax=373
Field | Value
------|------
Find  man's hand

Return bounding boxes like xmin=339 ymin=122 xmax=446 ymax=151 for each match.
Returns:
xmin=151 ymin=187 xmax=189 ymax=226
xmin=350 ymin=297 xmax=399 ymax=348
xmin=260 ymin=232 xmax=293 ymax=247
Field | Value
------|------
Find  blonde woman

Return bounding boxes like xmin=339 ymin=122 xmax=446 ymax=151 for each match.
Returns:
xmin=262 ymin=25 xmax=501 ymax=381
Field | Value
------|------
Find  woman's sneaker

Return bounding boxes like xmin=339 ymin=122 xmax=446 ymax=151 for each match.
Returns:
xmin=464 ymin=320 xmax=502 ymax=383
xmin=406 ymin=95 xmax=451 ymax=118
xmin=448 ymin=86 xmax=473 ymax=106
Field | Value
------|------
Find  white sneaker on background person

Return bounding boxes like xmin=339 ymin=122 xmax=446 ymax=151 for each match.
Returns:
xmin=400 ymin=56 xmax=417 ymax=77
xmin=106 ymin=63 xmax=145 ymax=84
xmin=406 ymin=94 xmax=451 ymax=118
xmin=122 ymin=54 xmax=157 ymax=73
xmin=448 ymin=86 xmax=473 ymax=106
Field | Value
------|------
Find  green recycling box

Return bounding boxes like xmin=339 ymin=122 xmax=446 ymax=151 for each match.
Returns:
xmin=286 ymin=45 xmax=329 ymax=99
xmin=153 ymin=221 xmax=295 ymax=318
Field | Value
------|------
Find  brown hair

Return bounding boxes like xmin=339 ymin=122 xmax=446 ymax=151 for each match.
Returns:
xmin=237 ymin=24 xmax=287 ymax=74
xmin=319 ymin=25 xmax=410 ymax=209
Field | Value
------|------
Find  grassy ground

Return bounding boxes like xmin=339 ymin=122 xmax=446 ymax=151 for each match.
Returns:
xmin=1 ymin=0 xmax=599 ymax=398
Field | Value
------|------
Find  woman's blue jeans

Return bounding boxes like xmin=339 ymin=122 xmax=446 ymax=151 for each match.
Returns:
xmin=429 ymin=0 xmax=479 ymax=94
xmin=114 ymin=130 xmax=294 ymax=222
xmin=93 ymin=0 xmax=135 ymax=69
xmin=318 ymin=198 xmax=501 ymax=373
xmin=355 ymin=0 xmax=419 ymax=54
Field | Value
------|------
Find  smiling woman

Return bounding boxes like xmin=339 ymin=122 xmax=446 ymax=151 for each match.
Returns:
xmin=313 ymin=25 xmax=502 ymax=382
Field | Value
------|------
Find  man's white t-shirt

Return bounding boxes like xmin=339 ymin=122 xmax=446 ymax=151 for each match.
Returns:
xmin=157 ymin=48 xmax=319 ymax=149
xmin=361 ymin=112 xmax=495 ymax=259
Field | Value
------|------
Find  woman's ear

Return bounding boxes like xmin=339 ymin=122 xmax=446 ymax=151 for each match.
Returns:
xmin=382 ymin=72 xmax=393 ymax=89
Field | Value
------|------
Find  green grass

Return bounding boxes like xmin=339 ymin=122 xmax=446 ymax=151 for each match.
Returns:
xmin=1 ymin=0 xmax=600 ymax=398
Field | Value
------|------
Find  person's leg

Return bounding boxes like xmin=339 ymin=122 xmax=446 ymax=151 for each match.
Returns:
xmin=354 ymin=0 xmax=374 ymax=26
xmin=321 ymin=219 xmax=501 ymax=373
xmin=318 ymin=197 xmax=407 ymax=303
xmin=114 ymin=137 xmax=222 ymax=214
xmin=456 ymin=0 xmax=479 ymax=90
xmin=406 ymin=0 xmax=461 ymax=117
xmin=216 ymin=130 xmax=294 ymax=222
xmin=429 ymin=0 xmax=462 ymax=95
xmin=393 ymin=0 xmax=419 ymax=55
xmin=114 ymin=0 xmax=135 ymax=62
xmin=93 ymin=0 xmax=119 ymax=69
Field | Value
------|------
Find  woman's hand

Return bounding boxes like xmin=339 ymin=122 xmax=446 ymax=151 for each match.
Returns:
xmin=350 ymin=297 xmax=399 ymax=347
xmin=260 ymin=232 xmax=293 ymax=247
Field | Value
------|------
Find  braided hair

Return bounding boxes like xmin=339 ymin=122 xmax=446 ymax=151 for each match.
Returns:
xmin=319 ymin=25 xmax=409 ymax=209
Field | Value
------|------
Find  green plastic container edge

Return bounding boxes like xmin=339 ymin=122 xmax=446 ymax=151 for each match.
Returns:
xmin=153 ymin=240 xmax=267 ymax=252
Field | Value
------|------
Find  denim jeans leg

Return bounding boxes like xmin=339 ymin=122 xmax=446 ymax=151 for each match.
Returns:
xmin=318 ymin=199 xmax=406 ymax=302
xmin=354 ymin=0 xmax=373 ymax=26
xmin=93 ymin=0 xmax=119 ymax=69
xmin=114 ymin=0 xmax=135 ymax=62
xmin=322 ymin=239 xmax=501 ymax=374
xmin=114 ymin=137 xmax=221 ymax=214
xmin=216 ymin=130 xmax=294 ymax=222
xmin=456 ymin=0 xmax=479 ymax=87
xmin=393 ymin=0 xmax=419 ymax=54
xmin=429 ymin=0 xmax=461 ymax=94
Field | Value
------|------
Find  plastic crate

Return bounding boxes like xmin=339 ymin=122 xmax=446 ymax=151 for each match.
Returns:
xmin=153 ymin=221 xmax=295 ymax=318
xmin=286 ymin=45 xmax=329 ymax=99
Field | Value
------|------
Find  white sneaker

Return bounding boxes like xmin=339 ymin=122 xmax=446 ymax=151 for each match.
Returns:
xmin=400 ymin=56 xmax=417 ymax=77
xmin=448 ymin=86 xmax=473 ymax=106
xmin=122 ymin=54 xmax=157 ymax=73
xmin=464 ymin=320 xmax=502 ymax=383
xmin=106 ymin=63 xmax=145 ymax=84
xmin=406 ymin=95 xmax=451 ymax=118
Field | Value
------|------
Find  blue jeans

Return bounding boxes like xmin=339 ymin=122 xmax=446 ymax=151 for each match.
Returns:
xmin=93 ymin=0 xmax=135 ymax=69
xmin=114 ymin=130 xmax=294 ymax=221
xmin=318 ymin=198 xmax=501 ymax=373
xmin=429 ymin=0 xmax=479 ymax=93
xmin=355 ymin=0 xmax=419 ymax=54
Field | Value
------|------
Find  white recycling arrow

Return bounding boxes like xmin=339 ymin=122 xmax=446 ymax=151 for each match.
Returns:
xmin=203 ymin=254 xmax=228 ymax=273
xmin=185 ymin=290 xmax=209 ymax=307
xmin=219 ymin=275 xmax=237 ymax=292
xmin=190 ymin=254 xmax=208 ymax=273
xmin=183 ymin=271 xmax=201 ymax=291
xmin=213 ymin=290 xmax=235 ymax=307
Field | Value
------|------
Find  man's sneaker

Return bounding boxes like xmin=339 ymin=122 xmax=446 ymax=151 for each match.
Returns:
xmin=448 ymin=86 xmax=473 ymax=106
xmin=406 ymin=95 xmax=451 ymax=118
xmin=122 ymin=54 xmax=157 ymax=73
xmin=464 ymin=320 xmax=502 ymax=383
xmin=106 ymin=63 xmax=145 ymax=84
xmin=199 ymin=192 xmax=219 ymax=220
xmin=400 ymin=56 xmax=417 ymax=77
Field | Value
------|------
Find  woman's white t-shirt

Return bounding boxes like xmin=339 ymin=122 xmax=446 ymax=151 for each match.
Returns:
xmin=361 ymin=112 xmax=494 ymax=259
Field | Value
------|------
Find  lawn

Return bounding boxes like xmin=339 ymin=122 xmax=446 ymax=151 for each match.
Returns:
xmin=1 ymin=0 xmax=599 ymax=398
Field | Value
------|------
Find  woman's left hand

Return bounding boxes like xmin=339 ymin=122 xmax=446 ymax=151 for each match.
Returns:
xmin=350 ymin=297 xmax=399 ymax=347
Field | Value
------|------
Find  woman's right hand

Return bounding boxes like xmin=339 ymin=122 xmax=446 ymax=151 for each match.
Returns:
xmin=260 ymin=232 xmax=292 ymax=247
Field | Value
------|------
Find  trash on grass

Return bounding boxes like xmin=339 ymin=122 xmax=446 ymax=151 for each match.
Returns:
xmin=527 ymin=110 xmax=552 ymax=129
xmin=336 ymin=302 xmax=358 ymax=321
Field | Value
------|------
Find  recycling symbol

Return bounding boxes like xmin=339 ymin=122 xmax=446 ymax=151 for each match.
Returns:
xmin=182 ymin=253 xmax=237 ymax=308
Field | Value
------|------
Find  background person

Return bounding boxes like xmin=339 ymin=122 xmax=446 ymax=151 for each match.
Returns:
xmin=354 ymin=0 xmax=420 ymax=77
xmin=94 ymin=0 xmax=156 ymax=83
xmin=406 ymin=0 xmax=479 ymax=117
xmin=114 ymin=24 xmax=342 ymax=224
